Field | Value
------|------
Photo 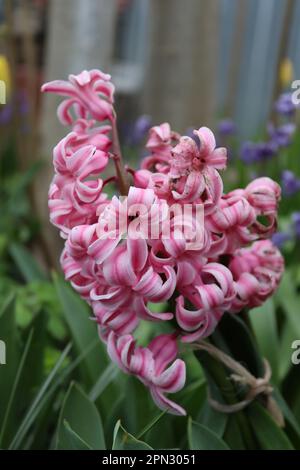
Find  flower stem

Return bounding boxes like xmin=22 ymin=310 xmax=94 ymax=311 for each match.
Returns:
xmin=111 ymin=116 xmax=130 ymax=196
xmin=195 ymin=347 xmax=257 ymax=449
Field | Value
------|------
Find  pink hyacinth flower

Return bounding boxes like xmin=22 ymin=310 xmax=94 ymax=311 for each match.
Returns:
xmin=229 ymin=240 xmax=284 ymax=311
xmin=107 ymin=332 xmax=186 ymax=416
xmin=176 ymin=263 xmax=236 ymax=342
xmin=42 ymin=69 xmax=115 ymax=124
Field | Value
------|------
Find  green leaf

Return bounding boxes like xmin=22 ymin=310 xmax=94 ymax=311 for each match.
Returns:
xmin=57 ymin=382 xmax=105 ymax=450
xmin=53 ymin=273 xmax=107 ymax=384
xmin=223 ymin=416 xmax=246 ymax=450
xmin=275 ymin=271 xmax=300 ymax=338
xmin=247 ymin=402 xmax=294 ymax=450
xmin=137 ymin=410 xmax=167 ymax=440
xmin=122 ymin=375 xmax=154 ymax=434
xmin=89 ymin=363 xmax=119 ymax=402
xmin=188 ymin=418 xmax=230 ymax=450
xmin=249 ymin=299 xmax=279 ymax=384
xmin=273 ymin=389 xmax=300 ymax=438
xmin=63 ymin=421 xmax=92 ymax=450
xmin=18 ymin=312 xmax=47 ymax=401
xmin=9 ymin=243 xmax=47 ymax=282
xmin=278 ymin=323 xmax=295 ymax=380
xmin=0 ymin=329 xmax=33 ymax=447
xmin=11 ymin=341 xmax=99 ymax=450
xmin=198 ymin=401 xmax=227 ymax=438
xmin=217 ymin=313 xmax=264 ymax=377
xmin=9 ymin=342 xmax=72 ymax=449
xmin=0 ymin=294 xmax=19 ymax=425
xmin=112 ymin=420 xmax=153 ymax=450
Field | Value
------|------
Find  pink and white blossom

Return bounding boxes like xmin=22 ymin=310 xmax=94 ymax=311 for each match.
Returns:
xmin=43 ymin=68 xmax=284 ymax=417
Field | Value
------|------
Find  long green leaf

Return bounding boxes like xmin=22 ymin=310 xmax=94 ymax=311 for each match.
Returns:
xmin=57 ymin=382 xmax=105 ymax=450
xmin=137 ymin=410 xmax=167 ymax=440
xmin=188 ymin=418 xmax=230 ymax=450
xmin=0 ymin=294 xmax=19 ymax=425
xmin=273 ymin=389 xmax=300 ymax=437
xmin=89 ymin=362 xmax=119 ymax=402
xmin=9 ymin=243 xmax=47 ymax=282
xmin=112 ymin=420 xmax=153 ymax=450
xmin=247 ymin=402 xmax=294 ymax=450
xmin=278 ymin=323 xmax=295 ymax=380
xmin=275 ymin=271 xmax=300 ymax=338
xmin=223 ymin=416 xmax=246 ymax=449
xmin=10 ymin=340 xmax=100 ymax=450
xmin=0 ymin=329 xmax=33 ymax=446
xmin=53 ymin=273 xmax=107 ymax=384
xmin=249 ymin=299 xmax=279 ymax=384
xmin=217 ymin=313 xmax=264 ymax=377
xmin=198 ymin=401 xmax=227 ymax=438
xmin=9 ymin=342 xmax=72 ymax=449
xmin=63 ymin=421 xmax=93 ymax=450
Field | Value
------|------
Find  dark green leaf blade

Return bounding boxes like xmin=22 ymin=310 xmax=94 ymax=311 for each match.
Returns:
xmin=188 ymin=418 xmax=230 ymax=450
xmin=112 ymin=420 xmax=153 ymax=450
xmin=247 ymin=402 xmax=294 ymax=450
xmin=63 ymin=420 xmax=93 ymax=450
xmin=53 ymin=273 xmax=107 ymax=384
xmin=57 ymin=382 xmax=105 ymax=450
xmin=9 ymin=243 xmax=47 ymax=282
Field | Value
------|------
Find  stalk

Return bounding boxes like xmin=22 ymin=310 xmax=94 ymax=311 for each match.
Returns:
xmin=111 ymin=116 xmax=130 ymax=196
xmin=195 ymin=345 xmax=257 ymax=449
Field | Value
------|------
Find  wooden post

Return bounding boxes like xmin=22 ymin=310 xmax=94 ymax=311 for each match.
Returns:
xmin=143 ymin=0 xmax=219 ymax=132
xmin=224 ymin=0 xmax=248 ymax=118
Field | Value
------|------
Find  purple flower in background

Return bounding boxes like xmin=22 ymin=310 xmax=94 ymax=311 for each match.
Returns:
xmin=292 ymin=212 xmax=300 ymax=239
xmin=218 ymin=119 xmax=236 ymax=136
xmin=259 ymin=141 xmax=278 ymax=158
xmin=275 ymin=93 xmax=297 ymax=117
xmin=128 ymin=114 xmax=152 ymax=146
xmin=268 ymin=122 xmax=295 ymax=148
xmin=272 ymin=231 xmax=291 ymax=249
xmin=240 ymin=141 xmax=277 ymax=164
xmin=240 ymin=142 xmax=261 ymax=164
xmin=281 ymin=170 xmax=300 ymax=196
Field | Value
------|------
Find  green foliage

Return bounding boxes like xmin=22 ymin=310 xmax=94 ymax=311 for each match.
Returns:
xmin=247 ymin=403 xmax=294 ymax=450
xmin=188 ymin=418 xmax=230 ymax=450
xmin=57 ymin=382 xmax=106 ymax=450
xmin=112 ymin=420 xmax=153 ymax=450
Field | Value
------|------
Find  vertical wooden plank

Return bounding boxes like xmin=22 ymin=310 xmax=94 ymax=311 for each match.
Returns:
xmin=223 ymin=0 xmax=248 ymax=117
xmin=143 ymin=0 xmax=219 ymax=132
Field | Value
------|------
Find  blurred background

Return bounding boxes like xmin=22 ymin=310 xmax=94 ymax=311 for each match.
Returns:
xmin=0 ymin=0 xmax=300 ymax=451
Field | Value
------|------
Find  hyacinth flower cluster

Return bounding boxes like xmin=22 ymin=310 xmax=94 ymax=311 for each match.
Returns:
xmin=241 ymin=92 xmax=297 ymax=164
xmin=42 ymin=70 xmax=284 ymax=416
